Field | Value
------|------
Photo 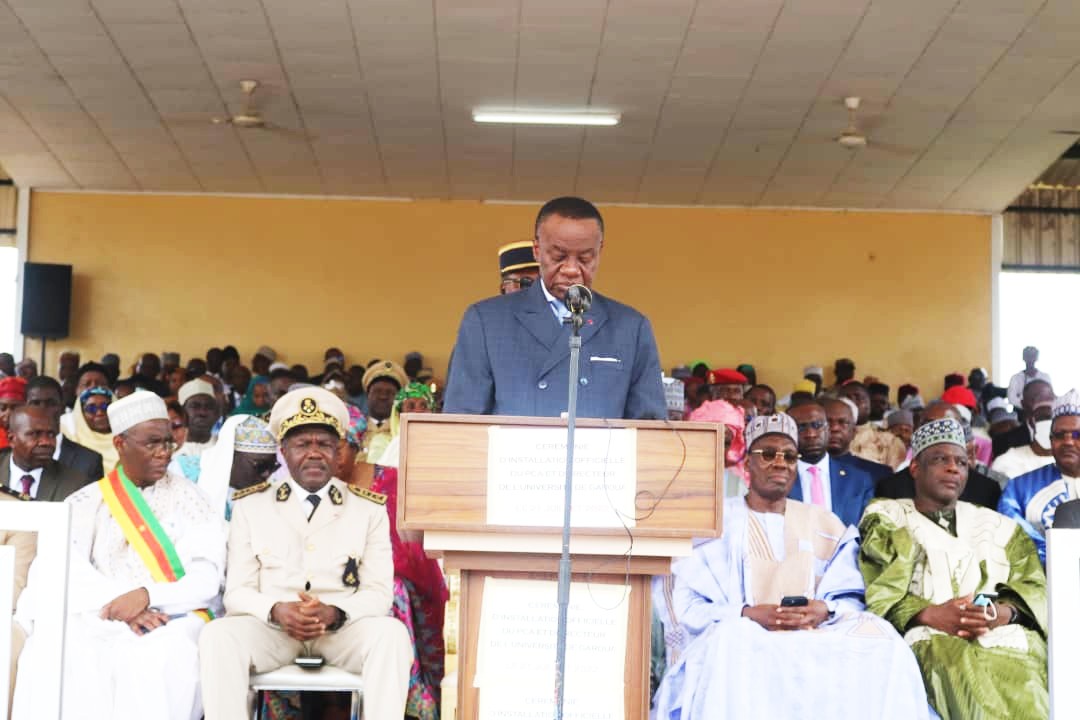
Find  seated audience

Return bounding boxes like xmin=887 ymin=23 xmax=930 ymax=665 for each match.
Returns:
xmin=169 ymin=380 xmax=220 ymax=482
xmin=991 ymin=400 xmax=1055 ymax=481
xmin=821 ymin=397 xmax=894 ymax=482
xmin=363 ymin=361 xmax=409 ymax=464
xmin=652 ymin=414 xmax=928 ymax=719
xmin=860 ymin=418 xmax=1048 ymax=720
xmin=14 ymin=391 xmax=225 ymax=720
xmin=787 ymin=401 xmax=875 ymax=527
xmin=63 ymin=387 xmax=119 ymax=473
xmin=230 ymin=375 xmax=271 ymax=417
xmin=2 ymin=406 xmax=89 ymax=501
xmin=886 ymin=408 xmax=914 ymax=468
xmin=744 ymin=383 xmax=776 ymax=417
xmin=196 ymin=414 xmax=278 ymax=520
xmin=993 ymin=379 xmax=1054 ymax=459
xmin=14 ymin=359 xmax=36 ymax=381
xmin=0 ymin=377 xmax=27 ymax=450
xmin=369 ymin=383 xmax=448 ymax=720
xmin=167 ymin=401 xmax=188 ymax=449
xmin=687 ymin=399 xmax=747 ymax=498
xmin=999 ymin=389 xmax=1080 ymax=564
xmin=705 ymin=368 xmax=746 ymax=403
xmin=840 ymin=382 xmax=907 ymax=469
xmin=876 ymin=401 xmax=1001 ymax=509
xmin=198 ymin=388 xmax=411 ymax=720
xmin=26 ymin=376 xmax=104 ymax=482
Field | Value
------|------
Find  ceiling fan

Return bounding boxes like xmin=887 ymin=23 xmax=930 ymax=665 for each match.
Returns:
xmin=202 ymin=80 xmax=309 ymax=138
xmin=832 ymin=96 xmax=916 ymax=156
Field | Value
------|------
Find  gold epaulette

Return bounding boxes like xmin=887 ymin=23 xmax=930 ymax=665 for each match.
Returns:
xmin=348 ymin=486 xmax=387 ymax=505
xmin=232 ymin=481 xmax=271 ymax=500
xmin=0 ymin=486 xmax=30 ymax=501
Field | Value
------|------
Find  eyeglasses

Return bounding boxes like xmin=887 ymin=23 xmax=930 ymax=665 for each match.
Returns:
xmin=796 ymin=420 xmax=826 ymax=432
xmin=132 ymin=437 xmax=177 ymax=456
xmin=500 ymin=276 xmax=535 ymax=293
xmin=750 ymin=448 xmax=800 ymax=466
xmin=84 ymin=403 xmax=111 ymax=415
xmin=1051 ymin=430 xmax=1080 ymax=441
xmin=251 ymin=458 xmax=280 ymax=477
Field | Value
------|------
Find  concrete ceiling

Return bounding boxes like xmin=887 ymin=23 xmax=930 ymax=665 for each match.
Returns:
xmin=2 ymin=0 xmax=1080 ymax=211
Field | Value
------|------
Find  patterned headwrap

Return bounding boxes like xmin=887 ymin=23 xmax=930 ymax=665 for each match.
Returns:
xmin=389 ymin=382 xmax=435 ymax=439
xmin=79 ymin=386 xmax=113 ymax=406
xmin=745 ymin=413 xmax=798 ymax=448
xmin=394 ymin=382 xmax=435 ymax=413
xmin=911 ymin=418 xmax=966 ymax=457
xmin=688 ymin=399 xmax=748 ymax=479
xmin=1052 ymin=389 xmax=1080 ymax=420
xmin=345 ymin=404 xmax=368 ymax=448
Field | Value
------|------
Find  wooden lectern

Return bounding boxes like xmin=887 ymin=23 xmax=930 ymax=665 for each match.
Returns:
xmin=398 ymin=414 xmax=723 ymax=719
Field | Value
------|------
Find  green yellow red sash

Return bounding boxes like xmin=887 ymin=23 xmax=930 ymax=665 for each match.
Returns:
xmin=98 ymin=467 xmax=186 ymax=583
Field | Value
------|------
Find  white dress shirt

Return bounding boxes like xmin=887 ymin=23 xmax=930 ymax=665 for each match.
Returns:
xmin=1007 ymin=369 xmax=1052 ymax=409
xmin=540 ymin=279 xmax=570 ymax=324
xmin=796 ymin=455 xmax=833 ymax=512
xmin=8 ymin=456 xmax=43 ymax=499
xmin=288 ymin=477 xmax=330 ymax=520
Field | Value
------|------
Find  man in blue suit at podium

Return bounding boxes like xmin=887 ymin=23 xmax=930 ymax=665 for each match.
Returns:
xmin=786 ymin=400 xmax=876 ymax=527
xmin=444 ymin=197 xmax=666 ymax=420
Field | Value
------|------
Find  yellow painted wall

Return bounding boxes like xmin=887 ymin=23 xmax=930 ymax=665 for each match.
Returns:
xmin=26 ymin=191 xmax=991 ymax=398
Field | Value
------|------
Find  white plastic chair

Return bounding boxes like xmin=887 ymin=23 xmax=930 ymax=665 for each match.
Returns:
xmin=0 ymin=501 xmax=71 ymax=720
xmin=1048 ymin=527 xmax=1080 ymax=720
xmin=249 ymin=664 xmax=364 ymax=720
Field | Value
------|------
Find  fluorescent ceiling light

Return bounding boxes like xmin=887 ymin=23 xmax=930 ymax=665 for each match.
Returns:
xmin=472 ymin=110 xmax=620 ymax=126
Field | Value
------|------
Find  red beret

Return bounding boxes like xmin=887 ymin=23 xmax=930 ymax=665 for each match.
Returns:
xmin=941 ymin=386 xmax=977 ymax=409
xmin=0 ymin=376 xmax=26 ymax=402
xmin=706 ymin=368 xmax=748 ymax=386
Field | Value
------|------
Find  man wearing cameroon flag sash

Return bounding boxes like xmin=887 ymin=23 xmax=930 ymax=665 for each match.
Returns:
xmin=199 ymin=387 xmax=412 ymax=720
xmin=13 ymin=390 xmax=226 ymax=720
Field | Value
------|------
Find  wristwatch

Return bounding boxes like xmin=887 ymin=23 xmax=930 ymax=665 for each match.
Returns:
xmin=326 ymin=607 xmax=347 ymax=631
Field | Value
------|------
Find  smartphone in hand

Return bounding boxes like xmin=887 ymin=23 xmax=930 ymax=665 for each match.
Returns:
xmin=780 ymin=595 xmax=809 ymax=607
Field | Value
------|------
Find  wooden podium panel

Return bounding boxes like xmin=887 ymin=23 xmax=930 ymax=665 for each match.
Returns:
xmin=447 ymin=559 xmax=652 ymax=720
xmin=399 ymin=414 xmax=723 ymax=538
xmin=399 ymin=414 xmax=722 ymax=720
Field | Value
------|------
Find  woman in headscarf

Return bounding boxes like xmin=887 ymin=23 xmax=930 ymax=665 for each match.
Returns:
xmin=687 ymin=398 xmax=749 ymax=498
xmin=368 ymin=382 xmax=448 ymax=720
xmin=230 ymin=375 xmax=271 ymax=417
xmin=63 ymin=386 xmax=119 ymax=472
xmin=335 ymin=405 xmax=369 ymax=488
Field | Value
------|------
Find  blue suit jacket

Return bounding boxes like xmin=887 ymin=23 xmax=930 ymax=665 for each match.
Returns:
xmin=443 ymin=281 xmax=666 ymax=419
xmin=788 ymin=454 xmax=877 ymax=528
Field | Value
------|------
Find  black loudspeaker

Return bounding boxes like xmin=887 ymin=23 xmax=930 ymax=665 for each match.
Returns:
xmin=21 ymin=262 xmax=72 ymax=339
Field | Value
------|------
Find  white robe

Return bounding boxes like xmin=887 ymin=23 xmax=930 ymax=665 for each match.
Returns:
xmin=13 ymin=473 xmax=226 ymax=720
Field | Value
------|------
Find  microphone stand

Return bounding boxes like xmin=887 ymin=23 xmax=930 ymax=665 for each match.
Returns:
xmin=554 ymin=302 xmax=586 ymax=720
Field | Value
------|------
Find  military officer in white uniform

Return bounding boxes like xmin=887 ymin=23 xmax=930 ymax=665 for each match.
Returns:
xmin=199 ymin=387 xmax=412 ymax=720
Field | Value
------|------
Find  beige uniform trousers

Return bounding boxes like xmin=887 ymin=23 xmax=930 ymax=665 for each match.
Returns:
xmin=199 ymin=614 xmax=412 ymax=720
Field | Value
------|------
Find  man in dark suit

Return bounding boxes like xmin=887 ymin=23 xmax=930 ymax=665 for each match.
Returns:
xmin=0 ymin=406 xmax=90 ymax=501
xmin=876 ymin=401 xmax=1001 ymax=509
xmin=821 ymin=397 xmax=894 ymax=482
xmin=787 ymin=401 xmax=875 ymax=527
xmin=444 ymin=196 xmax=666 ymax=419
xmin=25 ymin=376 xmax=104 ymax=482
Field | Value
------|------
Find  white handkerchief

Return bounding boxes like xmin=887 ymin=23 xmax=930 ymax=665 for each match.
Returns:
xmin=590 ymin=356 xmax=620 ymax=363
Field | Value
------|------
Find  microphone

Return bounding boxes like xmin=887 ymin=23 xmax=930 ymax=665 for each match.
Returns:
xmin=565 ymin=284 xmax=592 ymax=315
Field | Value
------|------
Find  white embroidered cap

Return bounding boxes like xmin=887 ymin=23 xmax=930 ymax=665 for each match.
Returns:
xmin=107 ymin=390 xmax=169 ymax=436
